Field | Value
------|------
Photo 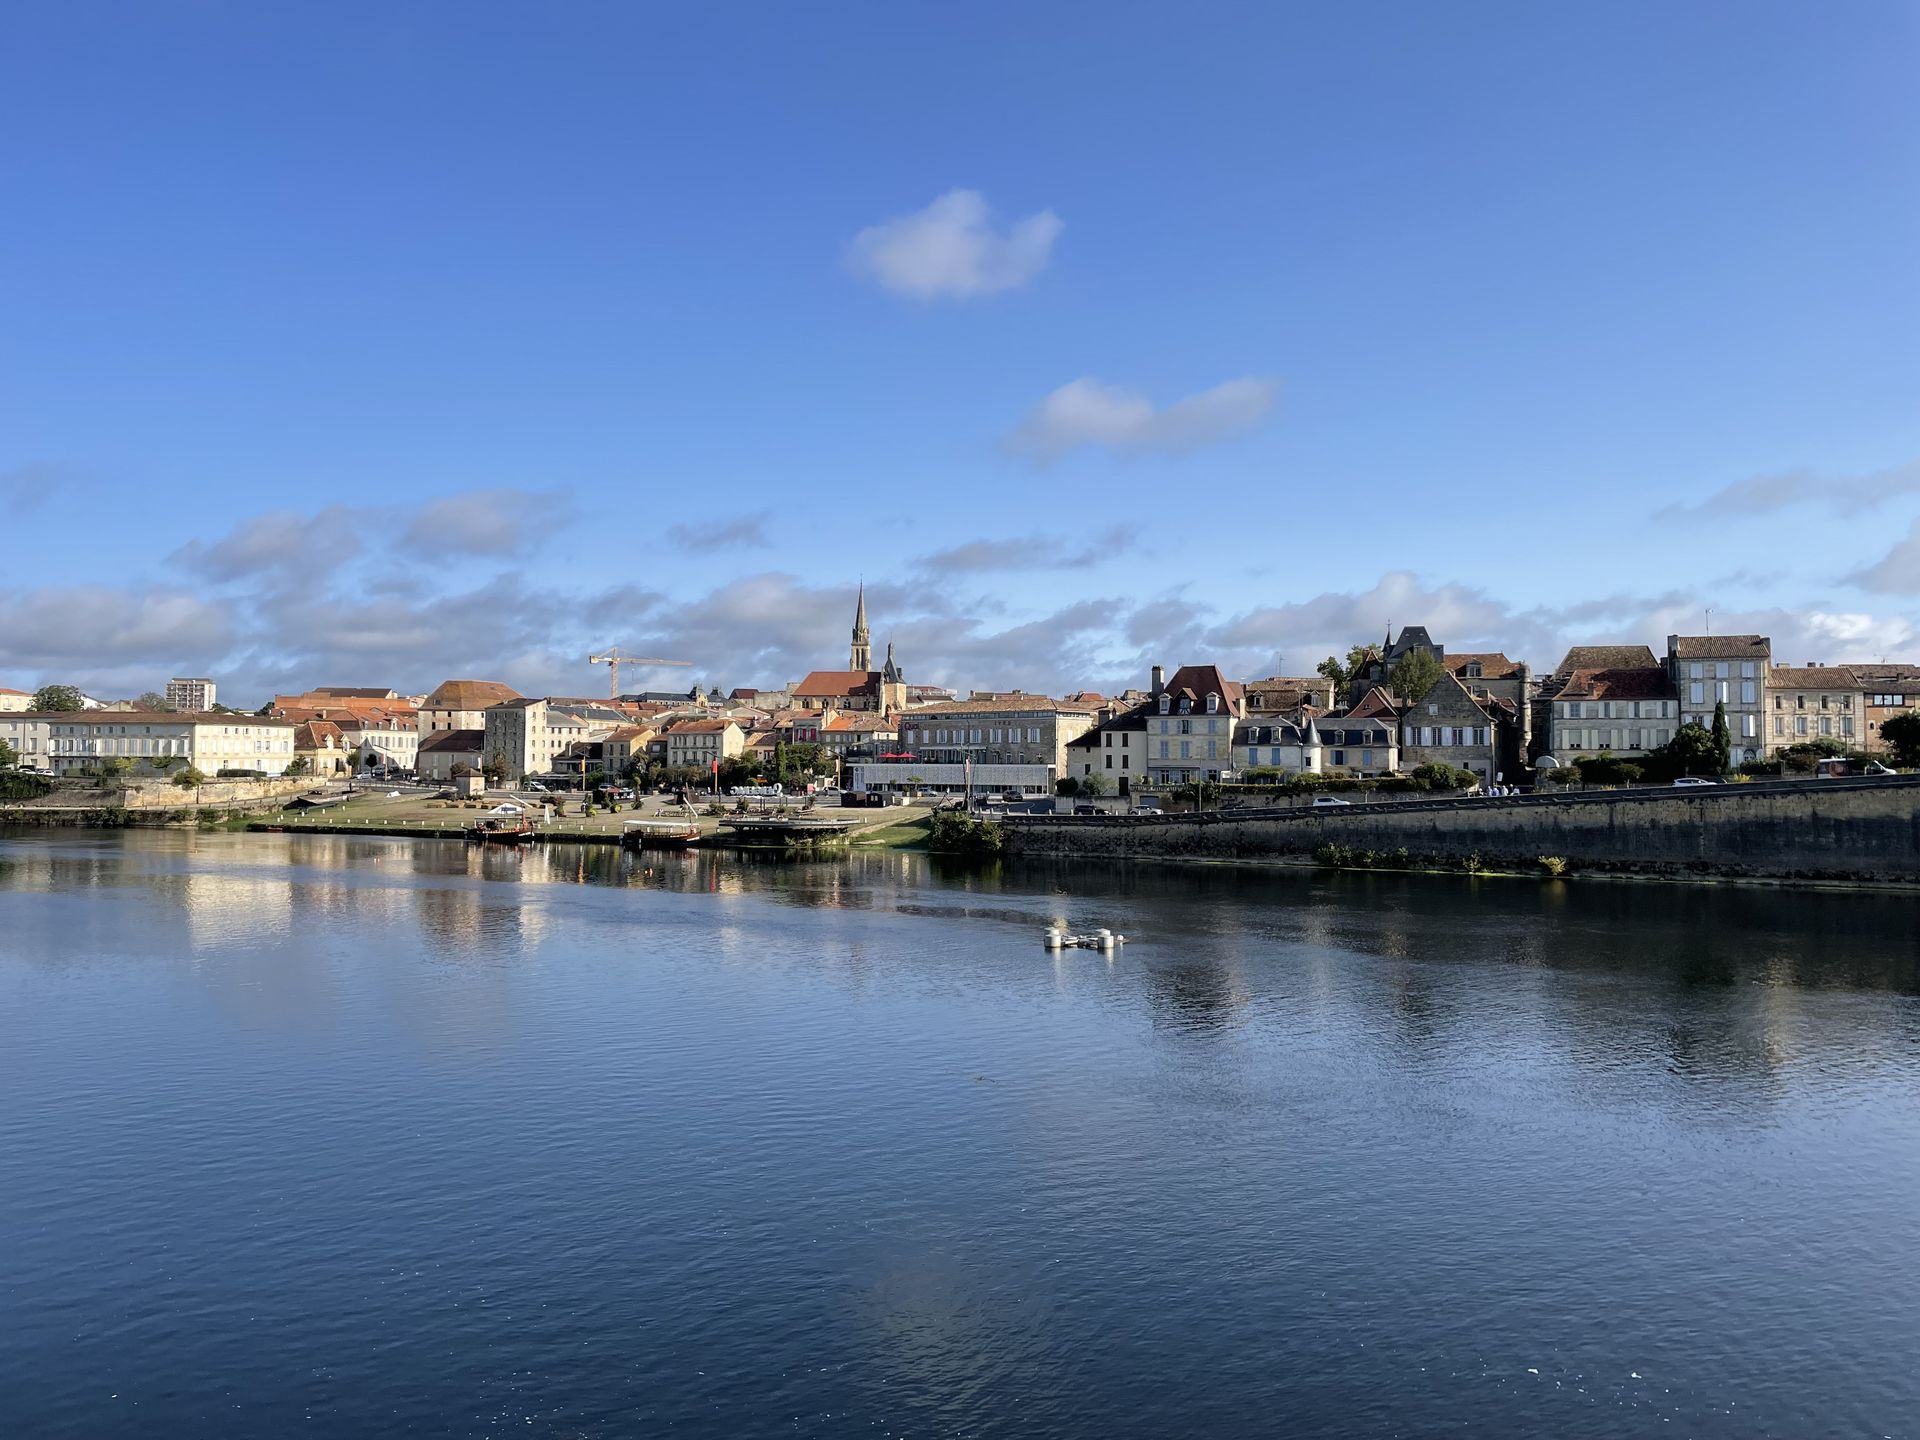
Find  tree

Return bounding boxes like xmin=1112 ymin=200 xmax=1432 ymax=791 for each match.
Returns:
xmin=450 ymin=761 xmax=473 ymax=779
xmin=284 ymin=755 xmax=310 ymax=776
xmin=1388 ymin=649 xmax=1445 ymax=703
xmin=1079 ymin=771 xmax=1109 ymax=797
xmin=1880 ymin=711 xmax=1920 ymax=767
xmin=134 ymin=691 xmax=174 ymax=712
xmin=1316 ymin=645 xmax=1373 ymax=689
xmin=1055 ymin=776 xmax=1081 ymax=797
xmin=0 ymin=738 xmax=17 ymax=771
xmin=32 ymin=684 xmax=84 ymax=713
xmin=1646 ymin=722 xmax=1720 ymax=781
xmin=483 ymin=754 xmax=509 ymax=784
xmin=172 ymin=766 xmax=206 ymax=789
xmin=1710 ymin=701 xmax=1732 ymax=774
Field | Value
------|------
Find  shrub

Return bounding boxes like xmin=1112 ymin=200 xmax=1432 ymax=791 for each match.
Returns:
xmin=172 ymin=766 xmax=206 ymax=789
xmin=1537 ymin=855 xmax=1568 ymax=877
xmin=926 ymin=811 xmax=1006 ymax=855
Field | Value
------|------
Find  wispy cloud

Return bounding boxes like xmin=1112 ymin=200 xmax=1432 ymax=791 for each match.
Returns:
xmin=667 ymin=512 xmax=772 ymax=552
xmin=918 ymin=526 xmax=1137 ymax=573
xmin=0 ymin=460 xmax=70 ymax=516
xmin=170 ymin=506 xmax=361 ymax=583
xmin=1850 ymin=518 xmax=1920 ymax=594
xmin=1006 ymin=376 xmax=1277 ymax=462
xmin=848 ymin=189 xmax=1062 ymax=299
xmin=1659 ymin=459 xmax=1920 ymax=520
xmin=400 ymin=487 xmax=564 ymax=557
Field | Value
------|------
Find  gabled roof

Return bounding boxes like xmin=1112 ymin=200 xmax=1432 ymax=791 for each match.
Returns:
xmin=667 ymin=718 xmax=739 ymax=734
xmin=1347 ymin=686 xmax=1402 ymax=720
xmin=1767 ymin=666 xmax=1862 ymax=689
xmin=1557 ymin=666 xmax=1676 ymax=700
xmin=908 ymin=695 xmax=1099 ymax=716
xmin=1554 ymin=644 xmax=1658 ymax=677
xmin=1444 ymin=652 xmax=1523 ymax=680
xmin=311 ymin=686 xmax=400 ymax=699
xmin=823 ymin=713 xmax=892 ymax=732
xmin=424 ymin=679 xmax=522 ymax=709
xmin=293 ymin=720 xmax=346 ymax=748
xmin=1669 ymin=634 xmax=1769 ymax=659
xmin=1067 ymin=701 xmax=1153 ymax=750
xmin=1234 ymin=721 xmax=1312 ymax=746
xmin=1158 ymin=664 xmax=1244 ymax=715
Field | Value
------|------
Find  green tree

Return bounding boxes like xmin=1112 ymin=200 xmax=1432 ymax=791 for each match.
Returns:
xmin=0 ymin=737 xmax=18 ymax=771
xmin=1388 ymin=649 xmax=1446 ymax=703
xmin=172 ymin=765 xmax=206 ymax=789
xmin=134 ymin=691 xmax=174 ymax=712
xmin=32 ymin=684 xmax=85 ymax=712
xmin=1710 ymin=701 xmax=1732 ymax=774
xmin=1079 ymin=771 xmax=1110 ymax=797
xmin=1316 ymin=645 xmax=1372 ymax=689
xmin=1880 ymin=711 xmax=1920 ymax=767
xmin=1055 ymin=776 xmax=1080 ymax=797
xmin=284 ymin=755 xmax=310 ymax=776
xmin=483 ymin=754 xmax=509 ymax=784
xmin=1649 ymin=722 xmax=1720 ymax=780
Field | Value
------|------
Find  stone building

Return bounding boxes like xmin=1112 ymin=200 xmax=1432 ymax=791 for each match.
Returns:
xmin=1546 ymin=666 xmax=1679 ymax=763
xmin=1143 ymin=664 xmax=1245 ymax=787
xmin=1667 ymin=634 xmax=1769 ymax=762
xmin=420 ymin=679 xmax=522 ymax=735
xmin=44 ymin=711 xmax=297 ymax=776
xmin=898 ymin=694 xmax=1100 ymax=775
xmin=1397 ymin=671 xmax=1505 ymax=784
xmin=1850 ymin=663 xmax=1920 ymax=755
xmin=1765 ymin=666 xmax=1864 ymax=750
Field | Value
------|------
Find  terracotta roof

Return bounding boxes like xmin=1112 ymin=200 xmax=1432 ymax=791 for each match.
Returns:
xmin=1158 ymin=664 xmax=1244 ymax=715
xmin=293 ymin=720 xmax=346 ymax=749
xmin=1767 ymin=666 xmax=1862 ymax=689
xmin=1554 ymin=644 xmax=1658 ymax=677
xmin=1670 ymin=634 xmax=1768 ymax=659
xmin=419 ymin=728 xmax=484 ymax=754
xmin=794 ymin=670 xmax=878 ymax=697
xmin=0 ymin=687 xmax=29 ymax=696
xmin=1557 ymin=667 xmax=1676 ymax=700
xmin=823 ymin=714 xmax=892 ymax=732
xmin=1444 ymin=653 xmax=1522 ymax=679
xmin=310 ymin=686 xmax=400 ymax=699
xmin=668 ymin=718 xmax=738 ymax=734
xmin=1346 ymin=686 xmax=1402 ymax=719
xmin=423 ymin=679 xmax=522 ymax=709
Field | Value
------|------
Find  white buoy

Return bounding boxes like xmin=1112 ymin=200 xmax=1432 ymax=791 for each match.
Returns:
xmin=1045 ymin=928 xmax=1064 ymax=949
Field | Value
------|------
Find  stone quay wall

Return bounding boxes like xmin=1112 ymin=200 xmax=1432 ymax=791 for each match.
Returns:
xmin=1003 ymin=776 xmax=1920 ymax=883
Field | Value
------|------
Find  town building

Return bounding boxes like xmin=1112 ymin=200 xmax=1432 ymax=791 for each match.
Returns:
xmin=292 ymin=720 xmax=353 ymax=777
xmin=897 ymin=694 xmax=1100 ymax=774
xmin=1231 ymin=720 xmax=1322 ymax=777
xmin=0 ymin=687 xmax=32 ymax=713
xmin=1765 ymin=666 xmax=1864 ymax=749
xmin=601 ymin=724 xmax=659 ymax=778
xmin=1849 ymin=663 xmax=1920 ymax=755
xmin=846 ymin=760 xmax=1053 ymax=799
xmin=335 ymin=714 xmax=420 ymax=773
xmin=417 ymin=729 xmax=485 ymax=782
xmin=1064 ymin=702 xmax=1151 ymax=793
xmin=1397 ymin=671 xmax=1505 ymax=784
xmin=1143 ymin=664 xmax=1245 ymax=787
xmin=44 ymin=712 xmax=296 ymax=776
xmin=663 ymin=717 xmax=745 ymax=772
xmin=482 ymin=698 xmax=628 ymax=781
xmin=1547 ymin=667 xmax=1680 ymax=762
xmin=819 ymin=712 xmax=897 ymax=761
xmin=165 ymin=677 xmax=217 ymax=712
xmin=1345 ymin=626 xmax=1443 ymax=705
xmin=0 ymin=711 xmax=53 ymax=768
xmin=420 ymin=679 xmax=523 ymax=735
xmin=1667 ymin=634 xmax=1770 ymax=762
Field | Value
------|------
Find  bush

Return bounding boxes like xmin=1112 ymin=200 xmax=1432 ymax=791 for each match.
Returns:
xmin=172 ymin=766 xmax=206 ymax=789
xmin=1572 ymin=753 xmax=1642 ymax=788
xmin=1537 ymin=855 xmax=1568 ymax=877
xmin=926 ymin=811 xmax=1006 ymax=855
xmin=1055 ymin=776 xmax=1080 ymax=797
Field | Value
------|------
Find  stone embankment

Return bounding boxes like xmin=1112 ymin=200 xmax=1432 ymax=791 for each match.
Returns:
xmin=0 ymin=776 xmax=320 ymax=826
xmin=1004 ymin=776 xmax=1920 ymax=883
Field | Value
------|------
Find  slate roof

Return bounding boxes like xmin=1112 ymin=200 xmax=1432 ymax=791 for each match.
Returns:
xmin=1669 ymin=634 xmax=1769 ymax=659
xmin=1444 ymin=653 xmax=1523 ymax=679
xmin=418 ymin=728 xmax=484 ymax=754
xmin=909 ymin=695 xmax=1100 ymax=716
xmin=1157 ymin=664 xmax=1244 ymax=715
xmin=1066 ymin=701 xmax=1152 ymax=750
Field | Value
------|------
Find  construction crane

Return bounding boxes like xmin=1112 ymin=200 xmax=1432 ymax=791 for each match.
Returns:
xmin=589 ymin=648 xmax=692 ymax=701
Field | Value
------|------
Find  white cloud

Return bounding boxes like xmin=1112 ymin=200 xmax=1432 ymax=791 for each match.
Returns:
xmin=1850 ymin=518 xmax=1920 ymax=594
xmin=848 ymin=189 xmax=1062 ymax=299
xmin=170 ymin=507 xmax=362 ymax=583
xmin=667 ymin=512 xmax=772 ymax=552
xmin=1006 ymin=376 xmax=1277 ymax=462
xmin=917 ymin=526 xmax=1137 ymax=573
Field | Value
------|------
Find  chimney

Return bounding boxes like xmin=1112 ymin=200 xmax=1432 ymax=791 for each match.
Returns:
xmin=1151 ymin=664 xmax=1165 ymax=695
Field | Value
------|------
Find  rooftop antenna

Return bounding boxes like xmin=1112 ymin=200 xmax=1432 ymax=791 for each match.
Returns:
xmin=1704 ymin=608 xmax=1712 ymax=636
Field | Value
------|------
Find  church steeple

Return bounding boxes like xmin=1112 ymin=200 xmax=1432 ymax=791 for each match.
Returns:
xmin=849 ymin=582 xmax=872 ymax=671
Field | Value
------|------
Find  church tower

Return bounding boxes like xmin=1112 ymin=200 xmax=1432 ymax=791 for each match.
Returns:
xmin=849 ymin=582 xmax=872 ymax=672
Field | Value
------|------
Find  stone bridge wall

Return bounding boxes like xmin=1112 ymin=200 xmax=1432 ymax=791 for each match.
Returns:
xmin=1003 ymin=777 xmax=1920 ymax=882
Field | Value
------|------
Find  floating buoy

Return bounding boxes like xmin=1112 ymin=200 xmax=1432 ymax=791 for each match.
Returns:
xmin=1045 ymin=929 xmax=1128 ymax=950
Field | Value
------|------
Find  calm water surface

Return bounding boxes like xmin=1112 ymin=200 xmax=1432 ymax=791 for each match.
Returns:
xmin=3 ymin=831 xmax=1918 ymax=1438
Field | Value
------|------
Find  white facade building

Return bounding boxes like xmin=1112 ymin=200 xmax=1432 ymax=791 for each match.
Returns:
xmin=44 ymin=712 xmax=296 ymax=776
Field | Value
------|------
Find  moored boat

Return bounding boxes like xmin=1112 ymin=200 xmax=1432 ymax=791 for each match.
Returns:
xmin=466 ymin=814 xmax=536 ymax=845
xmin=620 ymin=818 xmax=702 ymax=851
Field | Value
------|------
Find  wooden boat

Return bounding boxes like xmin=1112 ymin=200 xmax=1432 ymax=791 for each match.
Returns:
xmin=466 ymin=813 xmax=536 ymax=845
xmin=620 ymin=818 xmax=702 ymax=852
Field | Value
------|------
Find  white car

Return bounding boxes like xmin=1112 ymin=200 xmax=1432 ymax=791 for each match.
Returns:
xmin=1672 ymin=776 xmax=1716 ymax=788
xmin=1311 ymin=794 xmax=1352 ymax=807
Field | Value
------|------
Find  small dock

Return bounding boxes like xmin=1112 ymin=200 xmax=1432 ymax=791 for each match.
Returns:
xmin=716 ymin=814 xmax=865 ymax=847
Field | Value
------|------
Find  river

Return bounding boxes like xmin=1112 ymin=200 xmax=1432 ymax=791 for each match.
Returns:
xmin=3 ymin=831 xmax=1917 ymax=1437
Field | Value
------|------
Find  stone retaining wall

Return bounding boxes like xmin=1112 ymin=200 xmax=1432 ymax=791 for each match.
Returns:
xmin=1003 ymin=776 xmax=1920 ymax=882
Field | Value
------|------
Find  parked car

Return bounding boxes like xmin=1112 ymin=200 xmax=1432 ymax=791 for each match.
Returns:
xmin=606 ymin=786 xmax=635 ymax=801
xmin=1672 ymin=776 xmax=1717 ymax=787
xmin=1312 ymin=795 xmax=1352 ymax=807
xmin=1865 ymin=761 xmax=1896 ymax=776
xmin=1073 ymin=803 xmax=1098 ymax=815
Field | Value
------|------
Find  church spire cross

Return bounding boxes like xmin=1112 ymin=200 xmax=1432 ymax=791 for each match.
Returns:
xmin=849 ymin=581 xmax=872 ymax=671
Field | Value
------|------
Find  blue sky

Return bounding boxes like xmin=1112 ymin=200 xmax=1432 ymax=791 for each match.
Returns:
xmin=4 ymin=2 xmax=1917 ymax=703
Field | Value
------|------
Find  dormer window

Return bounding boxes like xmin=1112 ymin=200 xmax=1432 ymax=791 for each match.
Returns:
xmin=1465 ymin=662 xmax=1482 ymax=679
xmin=1205 ymin=694 xmax=1219 ymax=714
xmin=1158 ymin=696 xmax=1170 ymax=714
xmin=1179 ymin=697 xmax=1192 ymax=714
